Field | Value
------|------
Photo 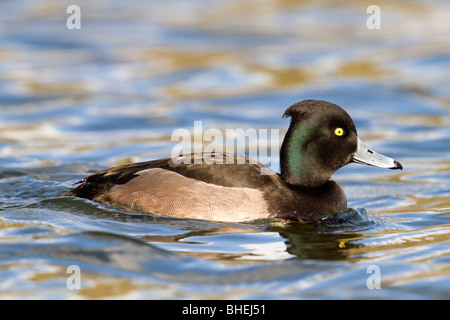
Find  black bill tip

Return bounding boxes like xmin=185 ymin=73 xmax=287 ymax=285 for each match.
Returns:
xmin=393 ymin=160 xmax=403 ymax=170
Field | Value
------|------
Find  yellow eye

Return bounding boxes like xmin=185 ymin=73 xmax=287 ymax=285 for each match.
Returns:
xmin=334 ymin=128 xmax=344 ymax=136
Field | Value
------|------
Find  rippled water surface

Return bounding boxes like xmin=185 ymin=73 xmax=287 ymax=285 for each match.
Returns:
xmin=1 ymin=0 xmax=449 ymax=299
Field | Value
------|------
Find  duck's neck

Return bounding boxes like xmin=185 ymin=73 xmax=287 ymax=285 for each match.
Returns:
xmin=280 ymin=125 xmax=329 ymax=188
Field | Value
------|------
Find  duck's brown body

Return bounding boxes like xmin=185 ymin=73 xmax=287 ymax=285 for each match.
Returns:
xmin=64 ymin=153 xmax=347 ymax=222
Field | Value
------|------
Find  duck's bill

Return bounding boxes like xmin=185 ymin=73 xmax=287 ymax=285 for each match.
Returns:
xmin=352 ymin=137 xmax=403 ymax=170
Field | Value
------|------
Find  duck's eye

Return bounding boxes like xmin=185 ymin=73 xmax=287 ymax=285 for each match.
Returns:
xmin=334 ymin=128 xmax=344 ymax=136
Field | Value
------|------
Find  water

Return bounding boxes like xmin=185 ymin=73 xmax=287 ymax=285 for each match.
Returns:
xmin=0 ymin=0 xmax=449 ymax=299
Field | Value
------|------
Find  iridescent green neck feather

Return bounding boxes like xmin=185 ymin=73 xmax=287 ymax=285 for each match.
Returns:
xmin=280 ymin=121 xmax=330 ymax=188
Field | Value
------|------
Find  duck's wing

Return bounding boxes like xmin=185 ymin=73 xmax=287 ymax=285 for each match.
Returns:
xmin=64 ymin=152 xmax=283 ymax=199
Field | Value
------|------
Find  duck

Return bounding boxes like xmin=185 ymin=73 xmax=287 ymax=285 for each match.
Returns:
xmin=64 ymin=99 xmax=402 ymax=222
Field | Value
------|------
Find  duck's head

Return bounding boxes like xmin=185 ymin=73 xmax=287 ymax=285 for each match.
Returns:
xmin=280 ymin=100 xmax=402 ymax=188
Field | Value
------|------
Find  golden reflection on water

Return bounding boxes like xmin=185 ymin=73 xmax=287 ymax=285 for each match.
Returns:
xmin=26 ymin=82 xmax=85 ymax=94
xmin=380 ymin=194 xmax=450 ymax=214
xmin=336 ymin=61 xmax=393 ymax=78
xmin=146 ymin=50 xmax=234 ymax=71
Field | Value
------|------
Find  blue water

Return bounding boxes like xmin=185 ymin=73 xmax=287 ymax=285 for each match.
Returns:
xmin=0 ymin=0 xmax=449 ymax=299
